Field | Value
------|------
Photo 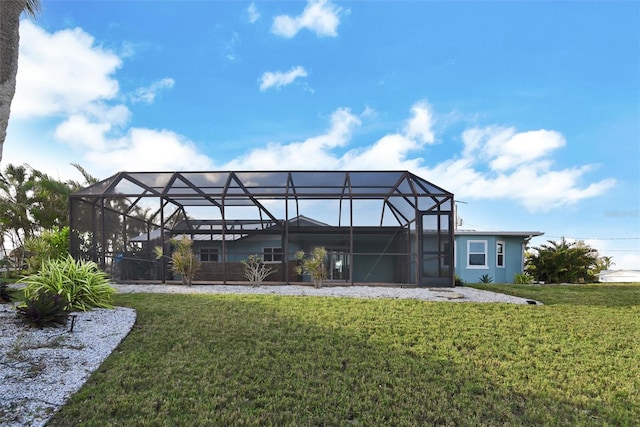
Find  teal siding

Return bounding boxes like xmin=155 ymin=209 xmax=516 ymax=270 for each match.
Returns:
xmin=454 ymin=235 xmax=527 ymax=284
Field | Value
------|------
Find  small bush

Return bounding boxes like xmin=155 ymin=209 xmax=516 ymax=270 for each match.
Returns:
xmin=479 ymin=274 xmax=493 ymax=283
xmin=242 ymin=255 xmax=274 ymax=287
xmin=0 ymin=282 xmax=14 ymax=303
xmin=22 ymin=255 xmax=115 ymax=311
xmin=155 ymin=237 xmax=201 ymax=286
xmin=17 ymin=291 xmax=70 ymax=327
xmin=454 ymin=275 xmax=465 ymax=287
xmin=296 ymin=247 xmax=327 ymax=288
xmin=514 ymin=272 xmax=533 ymax=284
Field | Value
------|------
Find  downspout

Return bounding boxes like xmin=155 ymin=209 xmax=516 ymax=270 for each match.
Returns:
xmin=68 ymin=196 xmax=75 ymax=260
xmin=100 ymin=198 xmax=107 ymax=270
xmin=160 ymin=198 xmax=165 ymax=283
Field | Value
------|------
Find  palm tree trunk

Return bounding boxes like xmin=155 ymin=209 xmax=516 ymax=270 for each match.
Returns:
xmin=0 ymin=0 xmax=27 ymax=165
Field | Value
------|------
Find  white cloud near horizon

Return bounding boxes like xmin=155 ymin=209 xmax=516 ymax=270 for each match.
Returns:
xmin=85 ymin=128 xmax=213 ymax=172
xmin=224 ymin=108 xmax=360 ymax=170
xmin=259 ymin=66 xmax=308 ymax=91
xmin=272 ymin=0 xmax=341 ymax=38
xmin=419 ymin=125 xmax=616 ymax=211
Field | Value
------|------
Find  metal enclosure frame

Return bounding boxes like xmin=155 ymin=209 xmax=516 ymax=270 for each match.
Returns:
xmin=69 ymin=170 xmax=455 ymax=287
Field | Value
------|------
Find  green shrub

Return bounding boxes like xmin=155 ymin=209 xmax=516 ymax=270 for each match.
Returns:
xmin=296 ymin=247 xmax=327 ymax=288
xmin=17 ymin=291 xmax=70 ymax=327
xmin=24 ymin=226 xmax=70 ymax=273
xmin=155 ymin=237 xmax=201 ymax=286
xmin=454 ymin=275 xmax=465 ymax=287
xmin=514 ymin=272 xmax=533 ymax=284
xmin=0 ymin=282 xmax=13 ymax=303
xmin=22 ymin=255 xmax=115 ymax=311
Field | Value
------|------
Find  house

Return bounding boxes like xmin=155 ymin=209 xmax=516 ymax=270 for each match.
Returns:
xmin=597 ymin=270 xmax=640 ymax=283
xmin=179 ymin=223 xmax=542 ymax=285
xmin=127 ymin=217 xmax=541 ymax=286
xmin=453 ymin=231 xmax=544 ymax=284
xmin=70 ymin=171 xmax=456 ymax=287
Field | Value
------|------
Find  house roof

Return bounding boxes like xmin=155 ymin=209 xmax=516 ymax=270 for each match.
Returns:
xmin=454 ymin=230 xmax=544 ymax=238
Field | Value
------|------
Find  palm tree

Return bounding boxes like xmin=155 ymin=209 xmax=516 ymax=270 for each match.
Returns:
xmin=0 ymin=0 xmax=41 ymax=164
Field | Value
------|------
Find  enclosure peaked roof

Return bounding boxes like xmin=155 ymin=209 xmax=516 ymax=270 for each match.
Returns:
xmin=71 ymin=170 xmax=454 ymax=227
xmin=72 ymin=170 xmax=452 ymax=200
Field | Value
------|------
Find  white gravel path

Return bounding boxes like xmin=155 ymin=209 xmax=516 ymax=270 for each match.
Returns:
xmin=1 ymin=284 xmax=539 ymax=426
xmin=112 ymin=283 xmax=541 ymax=304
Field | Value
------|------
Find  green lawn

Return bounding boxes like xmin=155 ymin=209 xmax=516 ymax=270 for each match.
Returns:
xmin=49 ymin=284 xmax=640 ymax=426
xmin=469 ymin=282 xmax=640 ymax=306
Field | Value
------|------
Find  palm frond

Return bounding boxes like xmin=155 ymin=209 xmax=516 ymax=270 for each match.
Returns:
xmin=24 ymin=0 xmax=42 ymax=18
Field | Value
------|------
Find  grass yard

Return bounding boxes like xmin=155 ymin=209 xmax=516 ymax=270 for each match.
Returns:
xmin=469 ymin=282 xmax=640 ymax=307
xmin=49 ymin=285 xmax=640 ymax=426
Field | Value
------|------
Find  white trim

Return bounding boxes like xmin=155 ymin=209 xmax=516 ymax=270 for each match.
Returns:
xmin=467 ymin=240 xmax=488 ymax=269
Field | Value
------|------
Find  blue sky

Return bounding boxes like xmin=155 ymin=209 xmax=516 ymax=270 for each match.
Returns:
xmin=4 ymin=0 xmax=639 ymax=269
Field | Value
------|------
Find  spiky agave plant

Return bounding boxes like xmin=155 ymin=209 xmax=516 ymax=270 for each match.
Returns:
xmin=17 ymin=291 xmax=70 ymax=327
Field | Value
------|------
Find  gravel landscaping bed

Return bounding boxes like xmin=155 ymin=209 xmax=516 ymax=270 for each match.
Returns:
xmin=1 ymin=284 xmax=538 ymax=426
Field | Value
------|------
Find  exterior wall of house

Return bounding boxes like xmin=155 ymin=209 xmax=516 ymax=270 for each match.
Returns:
xmin=454 ymin=235 xmax=527 ymax=284
xmin=190 ymin=230 xmax=409 ymax=283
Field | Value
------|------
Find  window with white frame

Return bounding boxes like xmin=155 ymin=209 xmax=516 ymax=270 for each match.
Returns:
xmin=199 ymin=248 xmax=219 ymax=262
xmin=263 ymin=247 xmax=283 ymax=263
xmin=467 ymin=240 xmax=488 ymax=268
xmin=496 ymin=241 xmax=505 ymax=268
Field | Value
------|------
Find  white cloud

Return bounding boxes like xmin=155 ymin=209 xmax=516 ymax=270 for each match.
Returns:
xmin=54 ymin=115 xmax=110 ymax=151
xmin=6 ymin=21 xmax=210 ymax=179
xmin=272 ymin=0 xmax=341 ymax=38
xmin=247 ymin=3 xmax=260 ymax=23
xmin=224 ymin=101 xmax=614 ymax=213
xmin=131 ymin=78 xmax=175 ymax=104
xmin=224 ymin=108 xmax=360 ymax=170
xmin=403 ymin=101 xmax=436 ymax=144
xmin=85 ymin=128 xmax=213 ymax=173
xmin=13 ymin=20 xmax=121 ymax=119
xmin=5 ymin=20 xmax=615 ymax=214
xmin=259 ymin=66 xmax=308 ymax=91
xmin=462 ymin=126 xmax=566 ymax=171
xmin=421 ymin=126 xmax=616 ymax=212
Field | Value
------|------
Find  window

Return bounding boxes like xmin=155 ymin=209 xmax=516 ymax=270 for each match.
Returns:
xmin=263 ymin=247 xmax=283 ymax=263
xmin=496 ymin=241 xmax=505 ymax=268
xmin=199 ymin=248 xmax=219 ymax=262
xmin=467 ymin=240 xmax=487 ymax=268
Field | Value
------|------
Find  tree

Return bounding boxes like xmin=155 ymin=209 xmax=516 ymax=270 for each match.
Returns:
xmin=0 ymin=163 xmax=37 ymax=248
xmin=0 ymin=162 xmax=98 ymax=268
xmin=0 ymin=0 xmax=41 ymax=164
xmin=30 ymin=163 xmax=99 ymax=231
xmin=525 ymin=238 xmax=609 ymax=284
